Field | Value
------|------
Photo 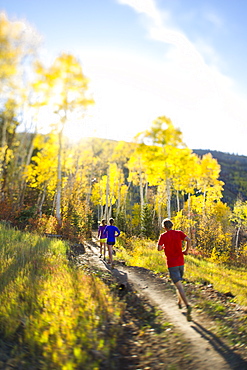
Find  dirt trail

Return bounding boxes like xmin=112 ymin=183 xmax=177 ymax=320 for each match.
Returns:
xmin=82 ymin=240 xmax=247 ymax=370
xmin=118 ymin=265 xmax=246 ymax=370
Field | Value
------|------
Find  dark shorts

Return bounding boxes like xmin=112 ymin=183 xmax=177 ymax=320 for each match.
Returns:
xmin=107 ymin=241 xmax=115 ymax=246
xmin=168 ymin=265 xmax=184 ymax=284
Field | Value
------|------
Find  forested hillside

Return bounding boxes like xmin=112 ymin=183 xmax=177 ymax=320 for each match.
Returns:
xmin=1 ymin=11 xmax=247 ymax=265
xmin=193 ymin=149 xmax=247 ymax=206
xmin=78 ymin=140 xmax=247 ymax=208
xmin=1 ymin=10 xmax=247 ymax=370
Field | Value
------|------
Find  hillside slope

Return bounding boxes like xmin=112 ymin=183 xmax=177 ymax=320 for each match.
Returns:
xmin=193 ymin=149 xmax=247 ymax=206
xmin=74 ymin=137 xmax=247 ymax=207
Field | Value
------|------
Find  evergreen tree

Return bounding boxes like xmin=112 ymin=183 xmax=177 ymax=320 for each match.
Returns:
xmin=141 ymin=204 xmax=153 ymax=238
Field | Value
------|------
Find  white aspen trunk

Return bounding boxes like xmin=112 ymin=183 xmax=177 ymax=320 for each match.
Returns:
xmin=19 ymin=135 xmax=36 ymax=207
xmin=144 ymin=181 xmax=148 ymax=203
xmin=99 ymin=186 xmax=104 ymax=220
xmin=187 ymin=193 xmax=191 ymax=218
xmin=52 ymin=192 xmax=56 ymax=216
xmin=235 ymin=226 xmax=241 ymax=256
xmin=56 ymin=129 xmax=62 ymax=226
xmin=203 ymin=189 xmax=206 ymax=213
xmin=139 ymin=171 xmax=144 ymax=210
xmin=158 ymin=201 xmax=162 ymax=228
xmin=0 ymin=118 xmax=8 ymax=200
xmin=0 ymin=117 xmax=7 ymax=184
xmin=86 ymin=174 xmax=92 ymax=207
xmin=38 ymin=188 xmax=46 ymax=217
xmin=166 ymin=179 xmax=171 ymax=218
xmin=116 ymin=186 xmax=121 ymax=218
xmin=105 ymin=168 xmax=109 ymax=220
xmin=123 ymin=182 xmax=131 ymax=217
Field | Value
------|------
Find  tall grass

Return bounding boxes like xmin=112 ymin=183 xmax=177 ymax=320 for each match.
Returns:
xmin=116 ymin=237 xmax=247 ymax=307
xmin=0 ymin=223 xmax=123 ymax=369
xmin=116 ymin=236 xmax=167 ymax=274
xmin=185 ymin=255 xmax=247 ymax=306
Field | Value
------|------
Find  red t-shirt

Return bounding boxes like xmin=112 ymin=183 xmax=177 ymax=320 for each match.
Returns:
xmin=158 ymin=230 xmax=187 ymax=268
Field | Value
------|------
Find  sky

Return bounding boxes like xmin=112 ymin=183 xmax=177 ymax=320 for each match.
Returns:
xmin=1 ymin=0 xmax=247 ymax=155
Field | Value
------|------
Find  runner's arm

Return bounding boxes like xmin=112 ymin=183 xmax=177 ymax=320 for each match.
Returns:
xmin=157 ymin=244 xmax=163 ymax=251
xmin=183 ymin=236 xmax=191 ymax=255
xmin=115 ymin=228 xmax=120 ymax=237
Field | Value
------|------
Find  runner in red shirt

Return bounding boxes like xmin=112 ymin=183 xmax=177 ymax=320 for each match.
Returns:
xmin=157 ymin=218 xmax=192 ymax=321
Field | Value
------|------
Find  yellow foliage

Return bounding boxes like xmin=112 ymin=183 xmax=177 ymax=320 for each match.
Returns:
xmin=24 ymin=133 xmax=58 ymax=193
xmin=0 ymin=224 xmax=122 ymax=369
xmin=210 ymin=245 xmax=230 ymax=264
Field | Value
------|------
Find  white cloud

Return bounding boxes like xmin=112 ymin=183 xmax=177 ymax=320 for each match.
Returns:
xmin=60 ymin=0 xmax=247 ymax=155
xmin=69 ymin=42 xmax=247 ymax=155
xmin=204 ymin=11 xmax=223 ymax=29
xmin=117 ymin=0 xmax=164 ymax=26
xmin=113 ymin=0 xmax=247 ymax=155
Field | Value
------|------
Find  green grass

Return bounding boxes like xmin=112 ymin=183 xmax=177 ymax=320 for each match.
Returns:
xmin=0 ymin=223 xmax=123 ymax=369
xmin=116 ymin=237 xmax=247 ymax=307
xmin=116 ymin=237 xmax=169 ymax=274
xmin=185 ymin=255 xmax=247 ymax=306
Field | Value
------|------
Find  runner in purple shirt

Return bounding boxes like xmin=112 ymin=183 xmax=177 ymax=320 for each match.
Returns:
xmin=98 ymin=219 xmax=107 ymax=259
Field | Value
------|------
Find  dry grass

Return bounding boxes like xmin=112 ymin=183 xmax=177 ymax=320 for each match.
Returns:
xmin=185 ymin=255 xmax=247 ymax=306
xmin=0 ymin=223 xmax=123 ymax=369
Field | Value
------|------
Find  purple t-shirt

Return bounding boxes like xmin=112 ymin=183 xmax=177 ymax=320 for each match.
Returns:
xmin=98 ymin=225 xmax=107 ymax=239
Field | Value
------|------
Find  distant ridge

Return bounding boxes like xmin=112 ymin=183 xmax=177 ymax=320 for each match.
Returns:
xmin=193 ymin=149 xmax=247 ymax=206
xmin=71 ymin=135 xmax=247 ymax=207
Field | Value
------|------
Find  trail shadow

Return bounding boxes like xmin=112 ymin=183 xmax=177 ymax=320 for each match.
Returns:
xmin=111 ymin=267 xmax=128 ymax=286
xmin=102 ymin=263 xmax=128 ymax=297
xmin=190 ymin=320 xmax=247 ymax=369
xmin=101 ymin=281 xmax=168 ymax=370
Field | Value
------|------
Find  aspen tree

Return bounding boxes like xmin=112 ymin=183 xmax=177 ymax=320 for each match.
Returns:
xmin=196 ymin=153 xmax=224 ymax=210
xmin=230 ymin=199 xmax=247 ymax=256
xmin=33 ymin=54 xmax=94 ymax=226
xmin=134 ymin=116 xmax=185 ymax=218
xmin=0 ymin=13 xmax=40 ymax=201
xmin=24 ymin=133 xmax=58 ymax=215
xmin=127 ymin=153 xmax=148 ymax=211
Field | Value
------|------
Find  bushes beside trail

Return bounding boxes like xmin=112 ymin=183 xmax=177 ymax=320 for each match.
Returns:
xmin=0 ymin=224 xmax=122 ymax=369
